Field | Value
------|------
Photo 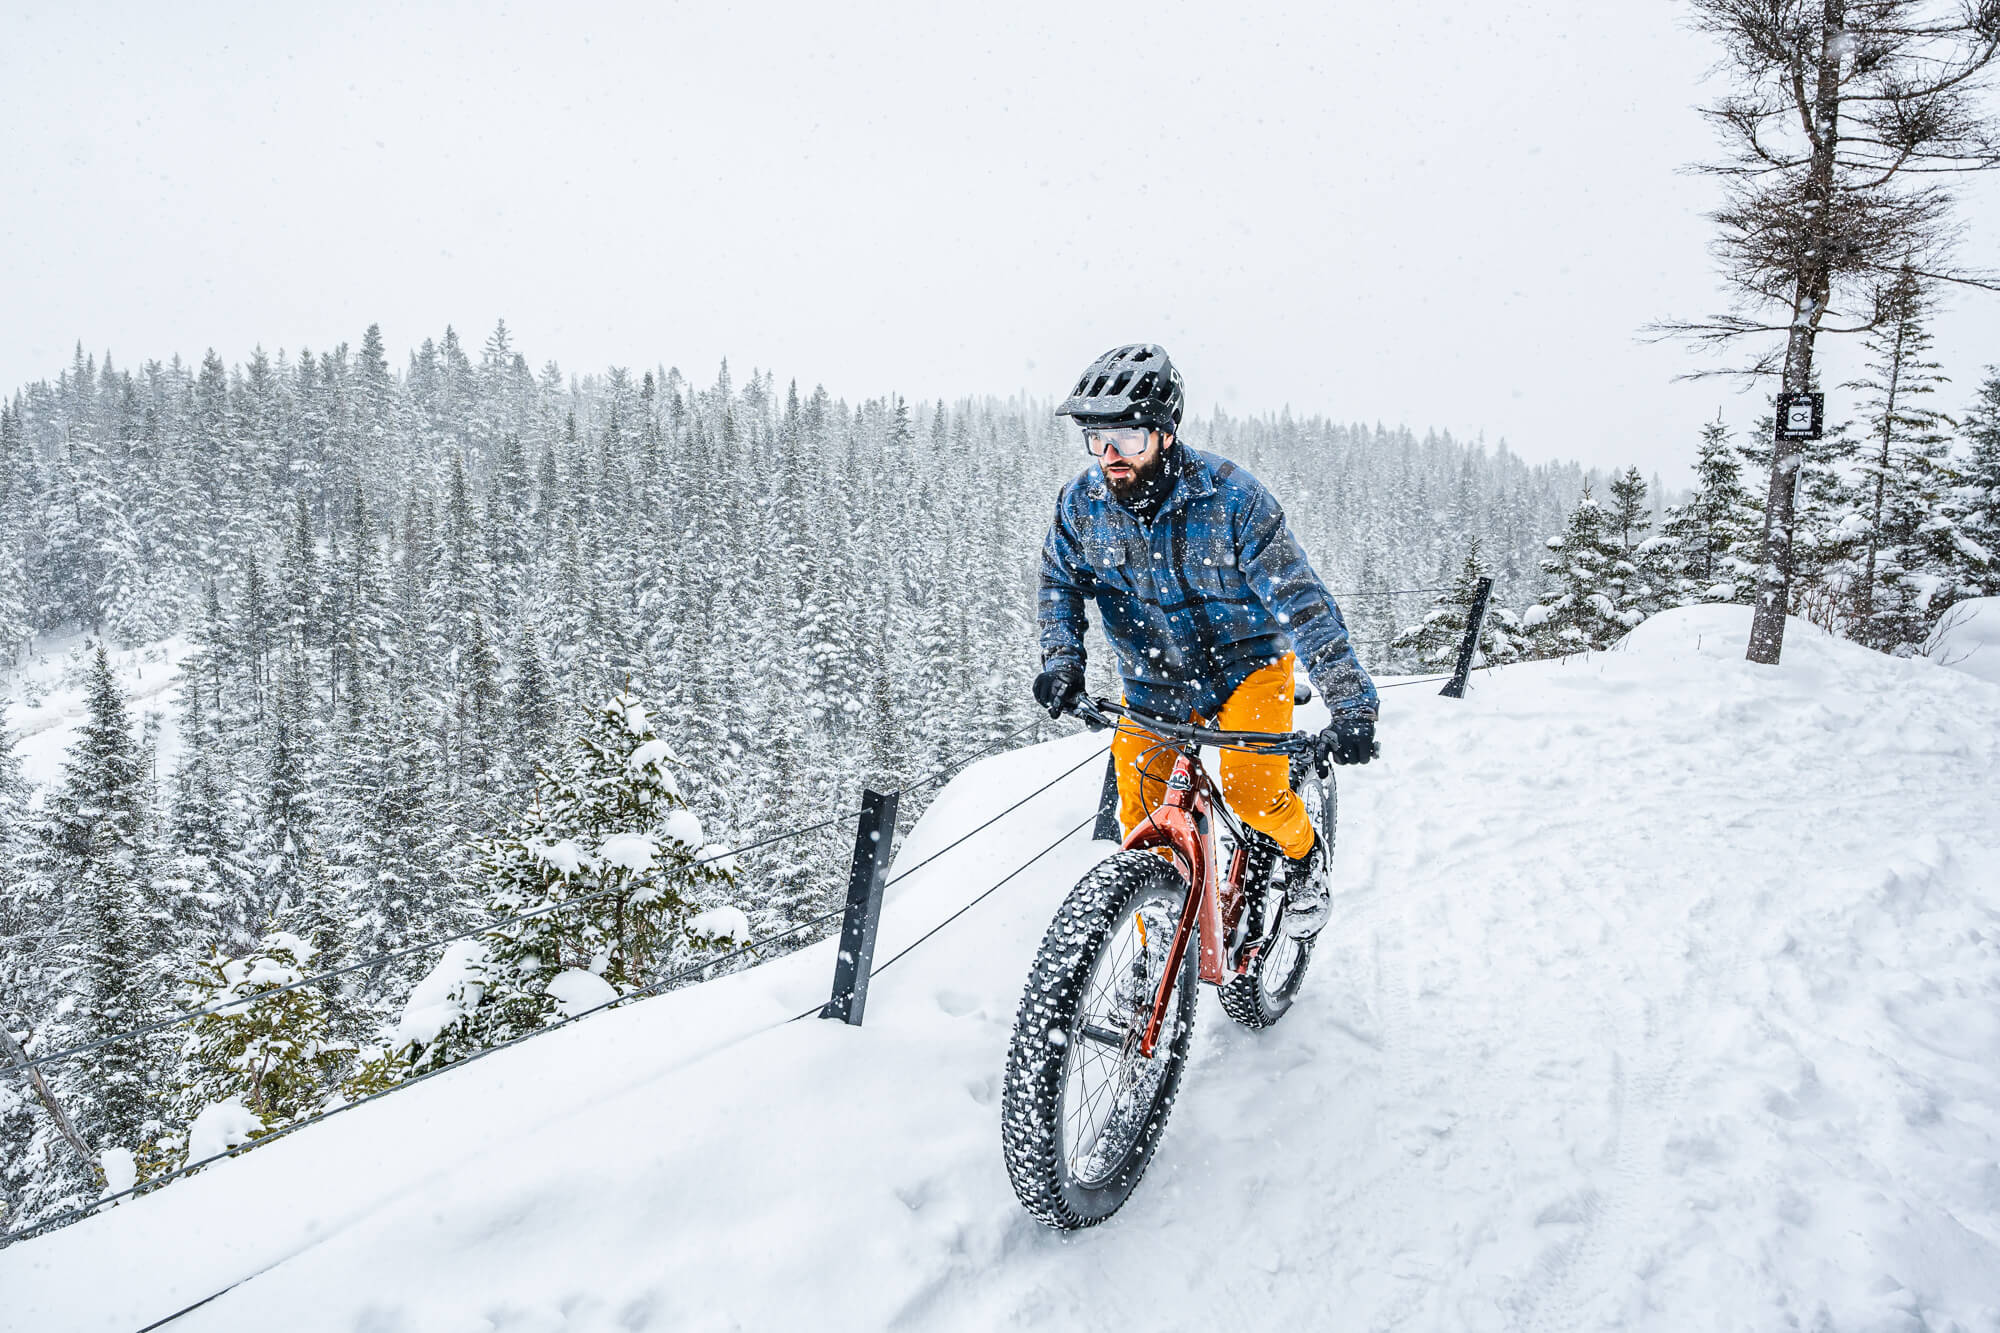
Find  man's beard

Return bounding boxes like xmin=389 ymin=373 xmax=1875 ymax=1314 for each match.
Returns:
xmin=1105 ymin=448 xmax=1170 ymax=500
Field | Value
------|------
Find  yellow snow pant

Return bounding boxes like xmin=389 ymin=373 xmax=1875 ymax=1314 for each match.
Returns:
xmin=1112 ymin=654 xmax=1315 ymax=859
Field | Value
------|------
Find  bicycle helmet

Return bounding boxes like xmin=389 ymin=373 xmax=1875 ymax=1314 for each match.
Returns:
xmin=1056 ymin=344 xmax=1185 ymax=431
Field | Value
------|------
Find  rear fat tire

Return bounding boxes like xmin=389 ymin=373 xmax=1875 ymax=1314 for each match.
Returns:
xmin=1218 ymin=930 xmax=1313 ymax=1029
xmin=1001 ymin=850 xmax=1198 ymax=1230
xmin=1294 ymin=752 xmax=1337 ymax=857
xmin=1218 ymin=759 xmax=1335 ymax=1029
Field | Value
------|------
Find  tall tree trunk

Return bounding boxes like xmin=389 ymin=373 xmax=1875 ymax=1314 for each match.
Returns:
xmin=1748 ymin=0 xmax=1846 ymax=665
xmin=0 ymin=1025 xmax=97 ymax=1175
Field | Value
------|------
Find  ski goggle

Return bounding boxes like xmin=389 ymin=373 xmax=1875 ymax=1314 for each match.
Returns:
xmin=1082 ymin=425 xmax=1154 ymax=458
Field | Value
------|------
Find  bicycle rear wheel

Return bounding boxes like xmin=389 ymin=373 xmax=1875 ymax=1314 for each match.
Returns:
xmin=1219 ymin=757 xmax=1333 ymax=1028
xmin=1001 ymin=850 xmax=1198 ymax=1230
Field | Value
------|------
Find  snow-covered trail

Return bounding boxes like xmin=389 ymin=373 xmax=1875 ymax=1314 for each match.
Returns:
xmin=7 ymin=607 xmax=2000 ymax=1332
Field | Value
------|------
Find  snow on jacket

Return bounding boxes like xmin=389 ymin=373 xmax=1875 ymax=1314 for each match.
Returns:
xmin=1037 ymin=444 xmax=1378 ymax=720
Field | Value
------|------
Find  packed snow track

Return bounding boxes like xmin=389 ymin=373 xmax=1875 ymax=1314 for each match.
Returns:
xmin=5 ymin=606 xmax=1998 ymax=1332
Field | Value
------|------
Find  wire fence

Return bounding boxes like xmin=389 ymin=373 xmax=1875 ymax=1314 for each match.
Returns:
xmin=0 ymin=903 xmax=853 ymax=1251
xmin=1327 ymin=585 xmax=1453 ymax=598
xmin=0 ymin=719 xmax=1045 ymax=1086
xmin=0 ymin=727 xmax=1112 ymax=1254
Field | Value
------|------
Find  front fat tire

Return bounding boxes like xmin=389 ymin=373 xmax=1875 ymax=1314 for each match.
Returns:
xmin=1001 ymin=851 xmax=1197 ymax=1231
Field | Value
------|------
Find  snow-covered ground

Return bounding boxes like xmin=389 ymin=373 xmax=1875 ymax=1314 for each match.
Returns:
xmin=2 ymin=632 xmax=192 ymax=799
xmin=5 ymin=605 xmax=1999 ymax=1332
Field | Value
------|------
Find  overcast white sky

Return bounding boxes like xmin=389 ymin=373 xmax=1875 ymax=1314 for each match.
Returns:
xmin=4 ymin=1 xmax=1998 ymax=483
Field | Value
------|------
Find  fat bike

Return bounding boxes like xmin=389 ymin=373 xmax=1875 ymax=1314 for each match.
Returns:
xmin=1000 ymin=694 xmax=1336 ymax=1230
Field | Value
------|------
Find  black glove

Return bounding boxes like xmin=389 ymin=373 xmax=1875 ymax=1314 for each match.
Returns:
xmin=1321 ymin=713 xmax=1378 ymax=766
xmin=1032 ymin=660 xmax=1086 ymax=719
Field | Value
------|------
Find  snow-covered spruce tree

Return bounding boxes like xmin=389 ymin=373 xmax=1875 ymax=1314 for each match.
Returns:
xmin=1523 ymin=488 xmax=1634 ymax=655
xmin=162 ymin=930 xmax=353 ymax=1171
xmin=1841 ymin=269 xmax=1971 ymax=650
xmin=1606 ymin=466 xmax=1669 ymax=620
xmin=1660 ymin=418 xmax=1760 ymax=605
xmin=348 ymin=684 xmax=457 ymax=999
xmin=398 ymin=693 xmax=741 ymax=1074
xmin=0 ymin=507 xmax=30 ymax=663
xmin=1962 ymin=367 xmax=2000 ymax=594
xmin=158 ymin=672 xmax=258 ymax=965
xmin=33 ymin=647 xmax=167 ymax=1176
xmin=0 ymin=697 xmax=65 ymax=1226
xmin=1387 ymin=540 xmax=1521 ymax=670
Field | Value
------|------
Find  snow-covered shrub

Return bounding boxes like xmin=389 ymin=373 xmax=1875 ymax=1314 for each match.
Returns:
xmin=1388 ymin=540 xmax=1522 ymax=670
xmin=163 ymin=931 xmax=355 ymax=1171
xmin=1524 ymin=489 xmax=1634 ymax=656
xmin=399 ymin=692 xmax=741 ymax=1073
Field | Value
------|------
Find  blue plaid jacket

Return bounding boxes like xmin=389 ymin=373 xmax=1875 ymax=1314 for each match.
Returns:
xmin=1037 ymin=445 xmax=1378 ymax=720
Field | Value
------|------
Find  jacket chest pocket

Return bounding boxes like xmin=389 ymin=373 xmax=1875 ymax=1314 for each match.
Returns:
xmin=1085 ymin=526 xmax=1140 ymax=593
xmin=1183 ymin=525 xmax=1243 ymax=598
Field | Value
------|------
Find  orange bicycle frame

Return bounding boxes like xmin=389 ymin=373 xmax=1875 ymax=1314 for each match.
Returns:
xmin=1120 ymin=746 xmax=1259 ymax=1057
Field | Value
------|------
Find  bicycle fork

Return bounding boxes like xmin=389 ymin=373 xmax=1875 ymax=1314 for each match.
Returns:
xmin=1122 ymin=754 xmax=1218 ymax=1059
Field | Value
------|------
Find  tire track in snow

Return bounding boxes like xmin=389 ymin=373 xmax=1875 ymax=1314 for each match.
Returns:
xmin=1330 ymin=769 xmax=1486 ymax=1331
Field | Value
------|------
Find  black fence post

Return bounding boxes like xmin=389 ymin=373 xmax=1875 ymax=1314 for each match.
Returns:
xmin=1440 ymin=577 xmax=1495 ymax=699
xmin=820 ymin=787 xmax=900 ymax=1026
xmin=1092 ymin=753 xmax=1122 ymax=841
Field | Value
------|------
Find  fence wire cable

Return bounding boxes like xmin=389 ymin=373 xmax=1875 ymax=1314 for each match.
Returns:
xmin=892 ymin=718 xmax=1043 ymax=797
xmin=877 ymin=743 xmax=1110 ymax=892
xmin=0 ymin=905 xmax=846 ymax=1252
xmin=1376 ymin=673 xmax=1456 ymax=690
xmin=790 ymin=808 xmax=1102 ymax=1024
xmin=870 ymin=811 xmax=1100 ymax=980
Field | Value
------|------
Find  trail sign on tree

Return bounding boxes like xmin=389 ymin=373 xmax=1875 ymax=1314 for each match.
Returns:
xmin=1776 ymin=393 xmax=1823 ymax=442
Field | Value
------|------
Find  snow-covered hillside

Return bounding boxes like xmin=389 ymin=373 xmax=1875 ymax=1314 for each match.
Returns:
xmin=3 ymin=634 xmax=191 ymax=797
xmin=5 ymin=606 xmax=1998 ymax=1332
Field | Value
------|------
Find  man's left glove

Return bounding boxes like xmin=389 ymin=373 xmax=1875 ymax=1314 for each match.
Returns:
xmin=1032 ymin=660 xmax=1086 ymax=719
xmin=1320 ymin=712 xmax=1378 ymax=766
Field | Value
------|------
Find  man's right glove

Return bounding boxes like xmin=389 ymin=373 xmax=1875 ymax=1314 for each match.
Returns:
xmin=1320 ymin=712 xmax=1378 ymax=766
xmin=1032 ymin=660 xmax=1086 ymax=719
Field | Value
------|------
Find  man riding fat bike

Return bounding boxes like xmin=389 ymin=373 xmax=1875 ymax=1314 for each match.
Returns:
xmin=1032 ymin=343 xmax=1379 ymax=939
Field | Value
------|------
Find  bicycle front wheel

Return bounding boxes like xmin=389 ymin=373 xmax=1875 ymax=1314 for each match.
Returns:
xmin=1001 ymin=850 xmax=1198 ymax=1230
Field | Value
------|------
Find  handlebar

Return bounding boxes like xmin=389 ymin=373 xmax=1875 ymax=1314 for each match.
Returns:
xmin=1069 ymin=695 xmax=1318 ymax=757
